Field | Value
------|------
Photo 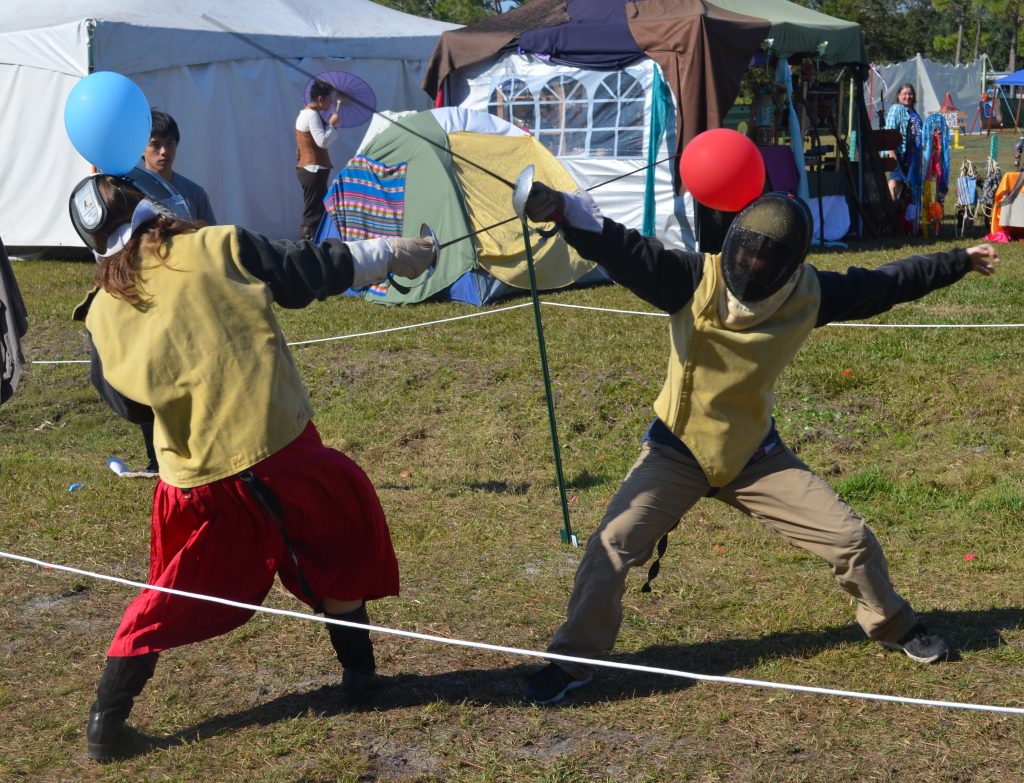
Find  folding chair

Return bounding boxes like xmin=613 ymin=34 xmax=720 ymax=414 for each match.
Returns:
xmin=954 ymin=159 xmax=978 ymax=238
xmin=979 ymin=158 xmax=1001 ymax=231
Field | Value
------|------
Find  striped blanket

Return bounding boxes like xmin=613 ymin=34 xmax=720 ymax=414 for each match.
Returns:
xmin=324 ymin=155 xmax=408 ymax=241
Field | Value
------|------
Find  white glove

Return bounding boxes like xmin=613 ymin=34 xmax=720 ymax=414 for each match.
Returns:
xmin=525 ymin=182 xmax=565 ymax=223
xmin=347 ymin=236 xmax=438 ymax=288
xmin=347 ymin=238 xmax=391 ymax=288
xmin=386 ymin=236 xmax=436 ymax=280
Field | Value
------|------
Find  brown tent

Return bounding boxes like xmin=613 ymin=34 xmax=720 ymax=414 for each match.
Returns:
xmin=428 ymin=0 xmax=868 ymax=185
xmin=423 ymin=0 xmax=868 ymax=191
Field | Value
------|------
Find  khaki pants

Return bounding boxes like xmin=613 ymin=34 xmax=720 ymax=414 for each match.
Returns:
xmin=550 ymin=441 xmax=917 ymax=678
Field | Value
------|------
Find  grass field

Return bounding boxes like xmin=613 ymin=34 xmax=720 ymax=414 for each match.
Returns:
xmin=2 ymin=137 xmax=1024 ymax=781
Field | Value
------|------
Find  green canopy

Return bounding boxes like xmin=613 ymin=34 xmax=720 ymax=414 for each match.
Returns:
xmin=713 ymin=0 xmax=867 ymax=67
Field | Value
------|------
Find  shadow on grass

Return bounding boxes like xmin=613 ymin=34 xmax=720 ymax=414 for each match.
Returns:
xmin=466 ymin=480 xmax=531 ymax=494
xmin=120 ymin=605 xmax=1024 ymax=759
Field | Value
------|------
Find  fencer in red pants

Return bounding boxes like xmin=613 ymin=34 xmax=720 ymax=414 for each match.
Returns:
xmin=69 ymin=168 xmax=436 ymax=760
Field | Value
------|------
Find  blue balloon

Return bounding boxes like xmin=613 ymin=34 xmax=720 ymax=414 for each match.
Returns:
xmin=64 ymin=72 xmax=152 ymax=175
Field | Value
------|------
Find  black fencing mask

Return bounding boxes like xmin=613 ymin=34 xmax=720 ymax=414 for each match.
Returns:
xmin=720 ymin=193 xmax=811 ymax=303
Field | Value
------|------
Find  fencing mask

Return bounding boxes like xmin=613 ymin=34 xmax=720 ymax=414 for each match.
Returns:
xmin=720 ymin=192 xmax=811 ymax=303
xmin=69 ymin=167 xmax=193 ymax=256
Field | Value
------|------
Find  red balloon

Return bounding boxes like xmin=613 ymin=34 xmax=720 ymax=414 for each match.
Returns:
xmin=679 ymin=128 xmax=766 ymax=212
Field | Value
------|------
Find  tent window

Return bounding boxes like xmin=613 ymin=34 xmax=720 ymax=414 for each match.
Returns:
xmin=535 ymin=76 xmax=588 ymax=157
xmin=488 ymin=78 xmax=535 ymax=132
xmin=592 ymin=73 xmax=645 ymax=157
xmin=487 ymin=72 xmax=645 ymax=159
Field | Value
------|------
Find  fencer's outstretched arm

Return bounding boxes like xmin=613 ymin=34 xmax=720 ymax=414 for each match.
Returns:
xmin=814 ymin=244 xmax=999 ymax=326
xmin=235 ymin=229 xmax=435 ymax=308
xmin=525 ymin=183 xmax=703 ymax=314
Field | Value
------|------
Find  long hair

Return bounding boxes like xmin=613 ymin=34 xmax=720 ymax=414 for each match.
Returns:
xmin=896 ymin=82 xmax=916 ymax=109
xmin=92 ymin=175 xmax=196 ymax=307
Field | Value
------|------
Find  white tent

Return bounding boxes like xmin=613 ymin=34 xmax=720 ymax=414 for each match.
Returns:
xmin=447 ymin=53 xmax=686 ymax=248
xmin=0 ymin=0 xmax=457 ymax=249
xmin=867 ymin=55 xmax=984 ymax=129
xmin=424 ymin=0 xmax=869 ymax=251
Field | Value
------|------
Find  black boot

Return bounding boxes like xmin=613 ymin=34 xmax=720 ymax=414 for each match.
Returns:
xmin=325 ymin=603 xmax=376 ymax=702
xmin=87 ymin=653 xmax=158 ymax=762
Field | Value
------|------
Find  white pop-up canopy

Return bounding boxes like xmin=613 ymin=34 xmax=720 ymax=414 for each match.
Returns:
xmin=867 ymin=55 xmax=984 ymax=128
xmin=0 ymin=0 xmax=457 ymax=249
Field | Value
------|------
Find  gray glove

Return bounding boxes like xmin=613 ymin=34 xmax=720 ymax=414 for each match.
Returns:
xmin=525 ymin=182 xmax=565 ymax=223
xmin=386 ymin=237 xmax=436 ymax=279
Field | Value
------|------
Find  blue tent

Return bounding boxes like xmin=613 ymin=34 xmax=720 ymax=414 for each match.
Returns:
xmin=996 ymin=69 xmax=1024 ymax=86
xmin=993 ymin=70 xmax=1023 ymax=132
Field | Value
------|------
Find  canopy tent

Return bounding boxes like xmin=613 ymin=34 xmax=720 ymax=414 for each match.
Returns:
xmin=316 ymin=108 xmax=607 ymax=305
xmin=997 ymin=68 xmax=1024 ymax=86
xmin=994 ymin=68 xmax=1024 ymax=133
xmin=422 ymin=0 xmax=870 ymax=250
xmin=0 ymin=0 xmax=457 ymax=249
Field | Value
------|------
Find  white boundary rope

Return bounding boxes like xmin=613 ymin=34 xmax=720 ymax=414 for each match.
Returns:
xmin=2 ymin=549 xmax=1023 ymax=716
xmin=28 ymin=300 xmax=1024 ymax=366
xmin=286 ymin=302 xmax=532 ymax=346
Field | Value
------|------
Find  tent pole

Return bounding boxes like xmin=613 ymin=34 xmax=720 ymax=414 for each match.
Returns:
xmin=847 ymin=77 xmax=855 ymax=149
xmin=518 ymin=213 xmax=576 ymax=548
xmin=86 ymin=20 xmax=96 ymax=74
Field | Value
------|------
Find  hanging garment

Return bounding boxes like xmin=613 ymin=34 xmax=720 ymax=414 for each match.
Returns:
xmin=0 ymin=237 xmax=28 ymax=404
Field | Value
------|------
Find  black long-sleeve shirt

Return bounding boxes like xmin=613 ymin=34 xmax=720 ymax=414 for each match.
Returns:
xmin=562 ymin=219 xmax=973 ymax=326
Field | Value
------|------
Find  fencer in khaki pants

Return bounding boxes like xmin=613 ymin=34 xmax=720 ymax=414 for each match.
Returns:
xmin=550 ymin=440 xmax=914 ymax=680
xmin=520 ymin=184 xmax=1000 ymax=704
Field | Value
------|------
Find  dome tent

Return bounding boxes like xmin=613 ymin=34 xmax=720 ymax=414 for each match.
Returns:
xmin=315 ymin=107 xmax=609 ymax=305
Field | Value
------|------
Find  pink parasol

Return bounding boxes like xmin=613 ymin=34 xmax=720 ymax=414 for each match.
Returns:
xmin=304 ymin=71 xmax=377 ymax=128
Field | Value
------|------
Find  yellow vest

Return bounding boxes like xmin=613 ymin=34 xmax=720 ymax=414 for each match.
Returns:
xmin=653 ymin=253 xmax=820 ymax=486
xmin=85 ymin=226 xmax=314 ymax=488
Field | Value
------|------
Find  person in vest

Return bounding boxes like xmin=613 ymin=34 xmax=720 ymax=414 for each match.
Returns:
xmin=117 ymin=109 xmax=219 ymax=477
xmin=520 ymin=184 xmax=999 ymax=705
xmin=68 ymin=169 xmax=436 ymax=760
xmin=295 ymin=80 xmax=342 ymax=240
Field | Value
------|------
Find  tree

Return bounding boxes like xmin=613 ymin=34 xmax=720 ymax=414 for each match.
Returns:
xmin=806 ymin=0 xmax=943 ymax=63
xmin=932 ymin=0 xmax=976 ymax=64
xmin=977 ymin=0 xmax=1022 ymax=71
xmin=377 ymin=0 xmax=494 ymax=24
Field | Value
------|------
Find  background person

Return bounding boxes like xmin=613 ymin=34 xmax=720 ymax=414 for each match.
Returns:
xmin=69 ymin=170 xmax=436 ymax=761
xmin=295 ymin=80 xmax=341 ymax=240
xmin=520 ymin=182 xmax=999 ymax=705
xmin=143 ymin=110 xmax=217 ymax=225
xmin=131 ymin=110 xmax=220 ymax=475
xmin=884 ymin=83 xmax=923 ymax=224
xmin=1 ymin=234 xmax=28 ymax=405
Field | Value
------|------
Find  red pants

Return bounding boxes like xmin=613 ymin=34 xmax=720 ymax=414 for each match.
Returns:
xmin=107 ymin=423 xmax=399 ymax=656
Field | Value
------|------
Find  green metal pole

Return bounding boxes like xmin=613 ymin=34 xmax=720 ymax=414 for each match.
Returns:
xmin=519 ymin=216 xmax=576 ymax=547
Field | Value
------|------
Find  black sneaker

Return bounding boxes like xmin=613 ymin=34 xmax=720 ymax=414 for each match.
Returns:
xmin=881 ymin=623 xmax=949 ymax=664
xmin=524 ymin=663 xmax=592 ymax=705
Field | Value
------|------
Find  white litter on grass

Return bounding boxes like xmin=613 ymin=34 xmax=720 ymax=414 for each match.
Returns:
xmin=106 ymin=456 xmax=156 ymax=479
xmin=107 ymin=456 xmax=129 ymax=475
